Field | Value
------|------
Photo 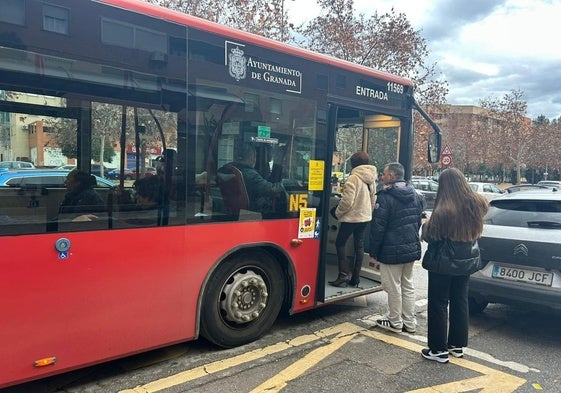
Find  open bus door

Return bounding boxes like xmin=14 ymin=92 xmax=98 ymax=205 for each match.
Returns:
xmin=318 ymin=102 xmax=441 ymax=304
xmin=319 ymin=105 xmax=391 ymax=303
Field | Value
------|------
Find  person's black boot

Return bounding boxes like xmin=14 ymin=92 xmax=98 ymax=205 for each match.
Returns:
xmin=328 ymin=273 xmax=349 ymax=287
xmin=349 ymin=261 xmax=362 ymax=287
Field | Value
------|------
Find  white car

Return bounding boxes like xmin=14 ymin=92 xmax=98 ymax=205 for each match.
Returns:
xmin=56 ymin=164 xmax=77 ymax=171
xmin=0 ymin=161 xmax=36 ymax=170
xmin=469 ymin=189 xmax=561 ymax=313
xmin=469 ymin=182 xmax=504 ymax=201
xmin=537 ymin=180 xmax=561 ymax=189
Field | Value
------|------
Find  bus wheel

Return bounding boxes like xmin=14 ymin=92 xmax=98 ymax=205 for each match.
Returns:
xmin=201 ymin=252 xmax=285 ymax=348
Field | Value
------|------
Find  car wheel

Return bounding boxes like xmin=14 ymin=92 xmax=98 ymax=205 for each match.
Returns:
xmin=200 ymin=251 xmax=285 ymax=348
xmin=468 ymin=297 xmax=488 ymax=314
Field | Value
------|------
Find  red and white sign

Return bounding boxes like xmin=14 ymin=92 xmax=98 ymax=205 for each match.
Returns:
xmin=441 ymin=155 xmax=452 ymax=166
xmin=442 ymin=144 xmax=452 ymax=155
xmin=441 ymin=144 xmax=452 ymax=167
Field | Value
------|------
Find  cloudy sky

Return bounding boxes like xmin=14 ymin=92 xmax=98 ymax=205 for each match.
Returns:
xmin=285 ymin=0 xmax=561 ymax=120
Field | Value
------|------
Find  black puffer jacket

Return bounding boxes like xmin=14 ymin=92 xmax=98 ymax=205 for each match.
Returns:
xmin=369 ymin=182 xmax=423 ymax=264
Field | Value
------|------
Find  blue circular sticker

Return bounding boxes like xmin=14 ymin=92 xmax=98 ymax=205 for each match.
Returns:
xmin=55 ymin=238 xmax=71 ymax=252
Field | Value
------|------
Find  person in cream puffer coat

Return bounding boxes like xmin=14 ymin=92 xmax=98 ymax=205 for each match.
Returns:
xmin=329 ymin=151 xmax=377 ymax=287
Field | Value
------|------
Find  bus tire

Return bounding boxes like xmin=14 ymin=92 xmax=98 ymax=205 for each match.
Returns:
xmin=200 ymin=251 xmax=285 ymax=348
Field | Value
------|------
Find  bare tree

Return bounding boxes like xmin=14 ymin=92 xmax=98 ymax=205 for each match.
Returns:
xmin=297 ymin=1 xmax=448 ymax=103
xmin=144 ymin=0 xmax=292 ymax=42
xmin=480 ymin=90 xmax=533 ymax=184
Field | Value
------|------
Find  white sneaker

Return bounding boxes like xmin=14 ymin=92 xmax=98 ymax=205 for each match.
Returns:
xmin=375 ymin=319 xmax=401 ymax=333
xmin=421 ymin=348 xmax=449 ymax=363
xmin=448 ymin=345 xmax=464 ymax=358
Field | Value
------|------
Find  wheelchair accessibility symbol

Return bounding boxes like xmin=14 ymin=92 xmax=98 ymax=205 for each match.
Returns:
xmin=58 ymin=251 xmax=69 ymax=260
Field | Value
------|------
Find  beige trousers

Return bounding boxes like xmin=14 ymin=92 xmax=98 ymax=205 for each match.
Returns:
xmin=379 ymin=261 xmax=417 ymax=329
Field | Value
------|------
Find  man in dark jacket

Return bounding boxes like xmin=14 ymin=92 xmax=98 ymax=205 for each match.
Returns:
xmin=231 ymin=143 xmax=284 ymax=213
xmin=369 ymin=162 xmax=423 ymax=334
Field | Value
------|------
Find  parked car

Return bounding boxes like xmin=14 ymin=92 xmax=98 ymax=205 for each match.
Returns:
xmin=537 ymin=180 xmax=561 ymax=189
xmin=55 ymin=164 xmax=77 ymax=171
xmin=91 ymin=164 xmax=112 ymax=178
xmin=410 ymin=176 xmax=438 ymax=210
xmin=108 ymin=167 xmax=134 ymax=180
xmin=0 ymin=170 xmax=115 ymax=188
xmin=468 ymin=182 xmax=504 ymax=201
xmin=504 ymin=184 xmax=550 ymax=193
xmin=131 ymin=166 xmax=157 ymax=179
xmin=468 ymin=189 xmax=561 ymax=313
xmin=0 ymin=161 xmax=36 ymax=171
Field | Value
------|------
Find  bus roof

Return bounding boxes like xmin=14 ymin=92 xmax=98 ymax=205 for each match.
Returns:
xmin=100 ymin=0 xmax=414 ymax=87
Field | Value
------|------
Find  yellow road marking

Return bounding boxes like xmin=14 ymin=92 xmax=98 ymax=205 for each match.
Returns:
xmin=362 ymin=330 xmax=525 ymax=392
xmin=120 ymin=330 xmax=329 ymax=393
xmin=121 ymin=322 xmax=526 ymax=393
xmin=249 ymin=323 xmax=362 ymax=392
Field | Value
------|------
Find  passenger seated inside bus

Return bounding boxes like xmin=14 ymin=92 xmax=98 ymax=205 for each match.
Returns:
xmin=116 ymin=175 xmax=167 ymax=226
xmin=219 ymin=143 xmax=284 ymax=215
xmin=59 ymin=169 xmax=105 ymax=221
xmin=134 ymin=175 xmax=165 ymax=210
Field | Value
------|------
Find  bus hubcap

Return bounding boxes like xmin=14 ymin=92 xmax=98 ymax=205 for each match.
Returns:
xmin=221 ymin=270 xmax=268 ymax=324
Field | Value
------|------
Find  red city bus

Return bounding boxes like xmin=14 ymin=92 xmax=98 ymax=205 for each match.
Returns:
xmin=0 ymin=0 xmax=441 ymax=387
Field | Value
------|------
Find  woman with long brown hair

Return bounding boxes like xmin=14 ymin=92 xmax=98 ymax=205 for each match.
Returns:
xmin=421 ymin=168 xmax=489 ymax=363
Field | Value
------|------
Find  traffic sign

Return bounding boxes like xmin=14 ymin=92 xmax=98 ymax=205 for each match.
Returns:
xmin=441 ymin=155 xmax=452 ymax=166
xmin=442 ymin=144 xmax=452 ymax=155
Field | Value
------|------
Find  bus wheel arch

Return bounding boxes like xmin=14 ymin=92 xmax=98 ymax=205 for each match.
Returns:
xmin=200 ymin=248 xmax=289 ymax=348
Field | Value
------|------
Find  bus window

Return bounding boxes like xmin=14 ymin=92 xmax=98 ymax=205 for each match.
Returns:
xmin=333 ymin=113 xmax=402 ymax=181
xmin=185 ymin=80 xmax=318 ymax=222
xmin=0 ymin=77 xmax=187 ymax=233
xmin=333 ymin=123 xmax=364 ymax=181
xmin=364 ymin=114 xmax=401 ymax=172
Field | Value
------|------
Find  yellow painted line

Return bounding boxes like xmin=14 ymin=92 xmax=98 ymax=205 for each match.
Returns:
xmin=121 ymin=322 xmax=526 ymax=393
xmin=362 ymin=330 xmax=525 ymax=392
xmin=119 ymin=324 xmax=360 ymax=393
xmin=249 ymin=323 xmax=362 ymax=392
xmin=406 ymin=373 xmax=525 ymax=393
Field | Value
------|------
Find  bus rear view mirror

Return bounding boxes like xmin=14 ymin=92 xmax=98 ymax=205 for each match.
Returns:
xmin=428 ymin=132 xmax=441 ymax=164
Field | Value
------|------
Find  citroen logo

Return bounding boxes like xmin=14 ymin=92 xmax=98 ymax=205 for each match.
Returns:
xmin=513 ymin=243 xmax=528 ymax=256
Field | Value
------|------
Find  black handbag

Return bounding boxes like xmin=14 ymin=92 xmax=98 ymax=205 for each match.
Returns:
xmin=330 ymin=205 xmax=338 ymax=219
xmin=422 ymin=238 xmax=482 ymax=276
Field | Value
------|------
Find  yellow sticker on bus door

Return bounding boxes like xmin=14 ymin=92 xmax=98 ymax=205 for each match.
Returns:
xmin=298 ymin=208 xmax=316 ymax=239
xmin=307 ymin=160 xmax=324 ymax=191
